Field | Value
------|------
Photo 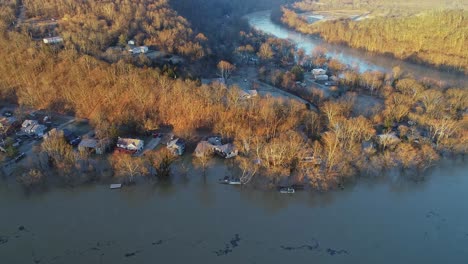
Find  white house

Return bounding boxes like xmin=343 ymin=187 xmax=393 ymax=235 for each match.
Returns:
xmin=22 ymin=120 xmax=46 ymax=137
xmin=213 ymin=143 xmax=238 ymax=159
xmin=22 ymin=119 xmax=38 ymax=129
xmin=29 ymin=124 xmax=47 ymax=137
xmin=315 ymin=74 xmax=329 ymax=81
xmin=167 ymin=138 xmax=185 ymax=156
xmin=43 ymin=37 xmax=63 ymax=44
xmin=128 ymin=40 xmax=135 ymax=45
xmin=239 ymin=89 xmax=258 ymax=100
xmin=116 ymin=137 xmax=144 ymax=152
xmin=21 ymin=120 xmax=46 ymax=136
xmin=312 ymin=68 xmax=327 ymax=76
xmin=129 ymin=46 xmax=149 ymax=54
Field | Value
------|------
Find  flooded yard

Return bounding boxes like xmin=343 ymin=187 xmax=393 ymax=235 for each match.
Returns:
xmin=1 ymin=158 xmax=467 ymax=263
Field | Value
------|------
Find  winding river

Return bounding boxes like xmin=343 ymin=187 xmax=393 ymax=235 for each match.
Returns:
xmin=245 ymin=11 xmax=468 ymax=87
xmin=1 ymin=11 xmax=468 ymax=264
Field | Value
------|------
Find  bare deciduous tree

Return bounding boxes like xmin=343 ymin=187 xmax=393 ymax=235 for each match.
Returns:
xmin=110 ymin=154 xmax=147 ymax=183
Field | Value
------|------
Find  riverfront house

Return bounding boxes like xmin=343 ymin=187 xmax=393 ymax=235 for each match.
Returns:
xmin=167 ymin=137 xmax=186 ymax=156
xmin=129 ymin=46 xmax=149 ymax=54
xmin=21 ymin=120 xmax=46 ymax=137
xmin=117 ymin=137 xmax=144 ymax=152
xmin=78 ymin=138 xmax=110 ymax=154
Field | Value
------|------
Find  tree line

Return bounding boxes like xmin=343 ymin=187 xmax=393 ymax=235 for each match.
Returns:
xmin=280 ymin=4 xmax=468 ymax=73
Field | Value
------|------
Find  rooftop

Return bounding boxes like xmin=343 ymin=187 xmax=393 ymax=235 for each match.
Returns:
xmin=117 ymin=137 xmax=143 ymax=147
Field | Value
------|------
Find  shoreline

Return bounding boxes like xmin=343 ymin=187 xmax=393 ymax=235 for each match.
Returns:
xmin=5 ymin=154 xmax=466 ymax=195
xmin=265 ymin=8 xmax=468 ymax=79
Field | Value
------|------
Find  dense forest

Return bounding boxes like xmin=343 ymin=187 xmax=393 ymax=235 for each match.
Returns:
xmin=170 ymin=0 xmax=295 ymax=61
xmin=21 ymin=0 xmax=205 ymax=59
xmin=281 ymin=1 xmax=468 ymax=73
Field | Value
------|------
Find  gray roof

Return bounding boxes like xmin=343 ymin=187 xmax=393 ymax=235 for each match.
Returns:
xmin=79 ymin=139 xmax=98 ymax=149
xmin=194 ymin=141 xmax=214 ymax=157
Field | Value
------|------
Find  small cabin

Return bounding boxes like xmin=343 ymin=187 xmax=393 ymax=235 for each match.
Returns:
xmin=129 ymin=46 xmax=149 ymax=54
xmin=43 ymin=37 xmax=63 ymax=44
xmin=312 ymin=68 xmax=326 ymax=76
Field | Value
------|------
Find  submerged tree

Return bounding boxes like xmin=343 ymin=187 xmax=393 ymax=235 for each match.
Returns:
xmin=149 ymin=149 xmax=176 ymax=179
xmin=17 ymin=169 xmax=45 ymax=189
xmin=110 ymin=154 xmax=147 ymax=184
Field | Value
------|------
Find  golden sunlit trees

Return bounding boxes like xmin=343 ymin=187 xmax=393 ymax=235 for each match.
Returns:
xmin=110 ymin=153 xmax=148 ymax=183
xmin=17 ymin=169 xmax=46 ymax=188
xmin=394 ymin=143 xmax=439 ymax=171
xmin=148 ymin=149 xmax=176 ymax=179
xmin=217 ymin=60 xmax=236 ymax=81
xmin=281 ymin=6 xmax=468 ymax=73
xmin=24 ymin=0 xmax=206 ymax=59
xmin=41 ymin=129 xmax=76 ymax=168
xmin=258 ymin=43 xmax=274 ymax=61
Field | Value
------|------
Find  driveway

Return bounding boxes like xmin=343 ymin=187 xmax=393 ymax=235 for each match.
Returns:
xmin=135 ymin=137 xmax=161 ymax=157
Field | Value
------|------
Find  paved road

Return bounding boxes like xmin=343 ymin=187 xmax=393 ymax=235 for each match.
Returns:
xmin=231 ymin=66 xmax=318 ymax=112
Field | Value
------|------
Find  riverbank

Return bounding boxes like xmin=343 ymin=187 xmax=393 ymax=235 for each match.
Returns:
xmin=248 ymin=10 xmax=467 ymax=87
xmin=277 ymin=7 xmax=468 ymax=75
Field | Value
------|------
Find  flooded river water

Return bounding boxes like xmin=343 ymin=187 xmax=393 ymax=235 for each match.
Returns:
xmin=1 ymin=158 xmax=468 ymax=263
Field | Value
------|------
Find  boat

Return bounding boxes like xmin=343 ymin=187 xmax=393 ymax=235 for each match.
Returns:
xmin=279 ymin=187 xmax=295 ymax=194
xmin=228 ymin=178 xmax=241 ymax=185
xmin=110 ymin=184 xmax=122 ymax=189
xmin=219 ymin=176 xmax=242 ymax=185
